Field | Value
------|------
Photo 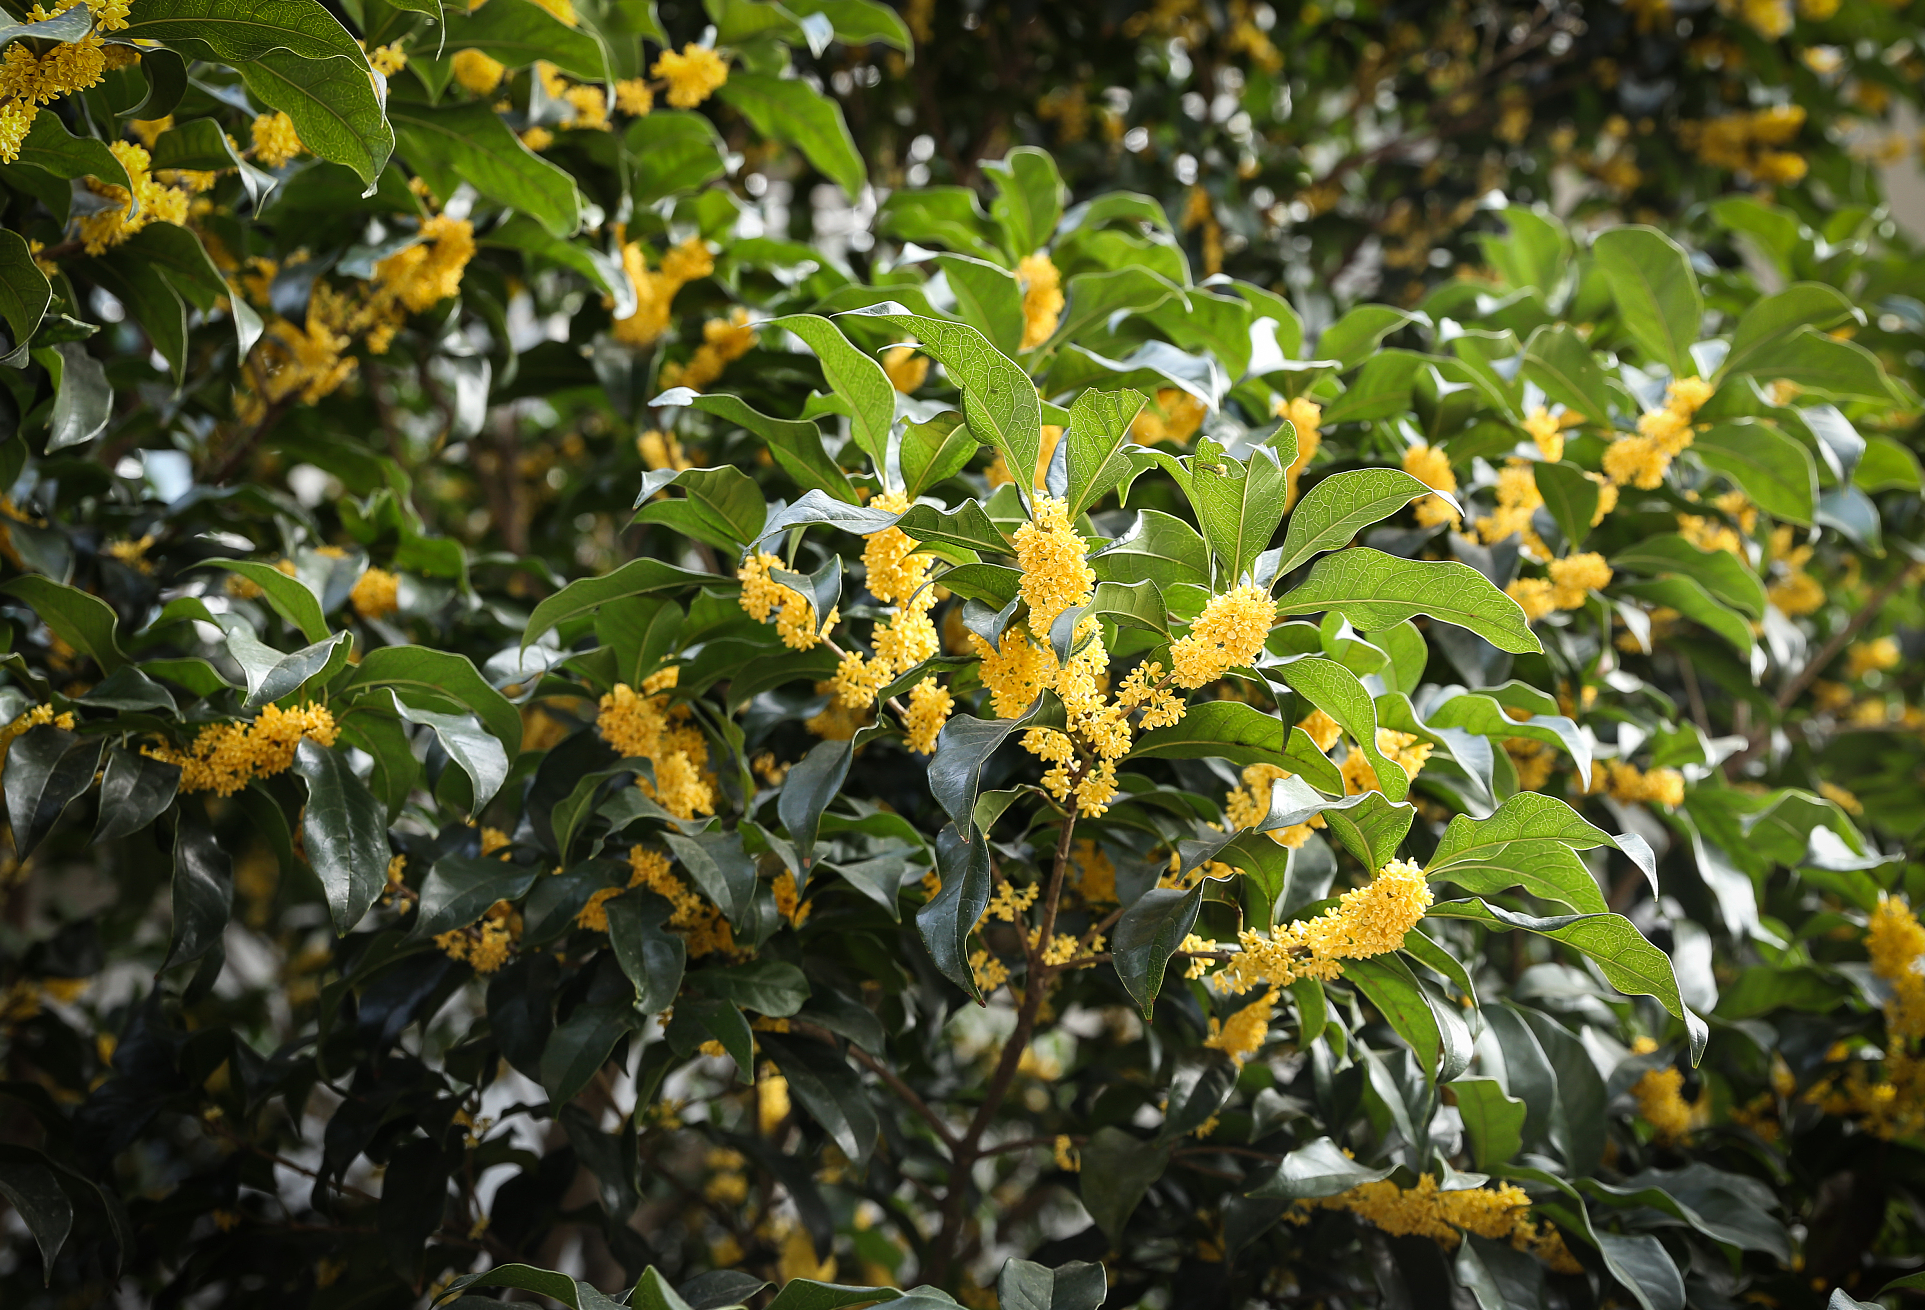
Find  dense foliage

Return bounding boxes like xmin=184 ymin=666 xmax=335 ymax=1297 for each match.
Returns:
xmin=0 ymin=2 xmax=1923 ymax=1310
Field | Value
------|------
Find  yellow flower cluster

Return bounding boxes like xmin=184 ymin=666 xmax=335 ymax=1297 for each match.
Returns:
xmin=1403 ymin=442 xmax=1461 ymax=529
xmin=1602 ymin=760 xmax=1686 ymax=807
xmin=1847 ymin=636 xmax=1901 ymax=680
xmin=1677 ymin=489 xmax=1756 ymax=555
xmin=0 ymin=0 xmax=130 ymax=162
xmin=659 ymin=309 xmax=757 ymax=393
xmin=436 ymin=900 xmax=518 ymax=973
xmin=1804 ymin=898 xmax=1925 ymax=1139
xmin=1204 ymin=987 xmax=1277 ymax=1065
xmin=1017 ymin=253 xmax=1064 ymax=350
xmin=1013 ymin=494 xmax=1095 ymax=634
xmin=1475 ymin=459 xmax=1547 ymax=556
xmin=75 ymin=141 xmax=191 ymax=255
xmin=595 ymin=672 xmax=717 ymax=819
xmin=250 ymin=112 xmax=305 ymax=169
xmin=0 ymin=703 xmax=77 ymax=767
xmin=882 ymin=346 xmax=929 ymax=393
xmin=1604 ymin=376 xmax=1713 ymax=490
xmin=1130 ymin=387 xmax=1208 ymax=445
xmin=371 ymin=215 xmax=477 ymax=328
xmin=1681 ymin=102 xmax=1807 ymax=182
xmin=1068 ymin=838 xmax=1117 ymax=904
xmin=1276 ymin=396 xmax=1322 ymax=508
xmin=738 ymin=552 xmax=835 ymax=650
xmin=1869 ymin=894 xmax=1925 ymax=1043
xmin=146 ymin=703 xmax=340 ymax=797
xmin=1297 ymin=1174 xmax=1578 ymax=1269
xmin=902 ymin=677 xmax=953 ymax=754
xmin=622 ymin=843 xmax=734 ymax=958
xmin=1340 ymin=729 xmax=1433 ymax=796
xmin=1509 ymin=552 xmax=1613 ymax=622
xmin=1766 ymin=525 xmax=1823 ymax=616
xmin=451 ymin=48 xmax=506 ymax=96
xmin=350 ymin=567 xmax=400 ymax=621
xmin=1723 ymin=0 xmax=1792 ymax=41
xmin=1171 ymin=584 xmax=1274 ymax=688
xmin=1521 ymin=405 xmax=1568 ymax=463
xmin=1632 ymin=1064 xmax=1697 ymax=1144
xmin=614 ymin=236 xmax=715 ymax=346
xmin=1213 ymin=859 xmax=1433 ymax=991
xmin=653 ymin=43 xmax=728 ymax=108
xmin=829 ymin=489 xmax=945 ymax=729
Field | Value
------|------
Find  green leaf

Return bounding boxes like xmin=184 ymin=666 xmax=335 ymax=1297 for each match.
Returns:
xmin=45 ymin=342 xmax=112 ymax=450
xmin=440 ymin=0 xmax=610 ymax=78
xmin=690 ymin=957 xmax=810 ymax=1017
xmin=1593 ymin=226 xmax=1700 ymax=376
xmin=765 ymin=1277 xmax=902 ymax=1310
xmin=1429 ymin=899 xmax=1707 ymax=1061
xmin=935 ymin=253 xmax=1024 ymax=357
xmin=1719 ymin=282 xmax=1858 ymax=380
xmin=1275 ymin=549 xmax=1540 ymax=654
xmin=340 ymin=646 xmax=522 ymax=757
xmin=1191 ymin=444 xmax=1288 ymax=582
xmin=632 ymin=465 xmax=769 ymax=550
xmin=1452 ymin=1078 xmax=1526 ymax=1169
xmin=766 ymin=314 xmax=896 ymax=470
xmin=1321 ymin=349 xmax=1426 ymax=423
xmin=3 ymin=728 xmax=102 ymax=858
xmin=661 ymin=829 xmax=757 ymax=928
xmin=1113 ymin=884 xmax=1203 ymax=1015
xmin=1092 ymin=509 xmax=1211 ymax=591
xmin=1319 ymin=305 xmax=1419 ymax=368
xmin=293 ymin=740 xmax=391 ymax=936
xmin=625 ymin=110 xmax=727 ymax=203
xmin=918 ymin=823 xmax=992 ymax=1002
xmin=412 ymin=854 xmax=542 ymax=938
xmin=1455 ymin=1232 xmax=1548 ymax=1310
xmin=1091 ymin=579 xmax=1169 ymax=637
xmin=899 ymin=411 xmax=977 ymax=497
xmin=1049 ymin=267 xmax=1184 ymax=348
xmin=786 ymin=0 xmax=912 ymax=50
xmin=1522 ymin=323 xmax=1614 ymax=423
xmin=717 ymin=73 xmax=865 ymax=198
xmin=1247 ymin=1136 xmax=1394 ymax=1199
xmin=1315 ymin=790 xmax=1415 ymax=868
xmin=1533 ymin=461 xmax=1600 ymax=550
xmin=1270 ymin=657 xmax=1408 ymax=801
xmin=1273 ymin=467 xmax=1445 ymax=577
xmin=0 ymin=7 xmax=92 ymax=45
xmin=1856 ymin=435 xmax=1922 ymax=493
xmin=1129 ymin=699 xmax=1285 ymax=768
xmin=0 ymin=1147 xmax=72 ymax=1282
xmin=392 ymin=97 xmax=581 ymax=237
xmin=844 ymin=307 xmax=1041 ymax=502
xmin=1345 ymin=955 xmax=1450 ymax=1079
xmin=928 ymin=706 xmax=1034 ymax=831
xmin=896 ymin=500 xmax=1013 ymax=555
xmin=2 ymin=577 xmax=127 ymax=671
xmin=201 ymin=560 xmax=330 ymax=642
xmin=540 ymin=1002 xmax=633 ymax=1103
xmin=1719 ymin=324 xmax=1903 ymax=404
xmin=238 ymin=53 xmax=394 ymax=187
xmin=778 ymin=738 xmax=851 ymax=878
xmin=997 ymin=1257 xmax=1105 ymax=1310
xmin=984 ymin=146 xmax=1064 ymax=261
xmin=94 ymin=748 xmax=179 ymax=843
xmin=757 ymin=1032 xmax=879 ymax=1165
xmin=1692 ymin=419 xmax=1816 ymax=525
xmin=1620 ymin=576 xmax=1753 ymax=655
xmin=11 ymin=110 xmax=132 ymax=190
xmin=523 ymin=558 xmax=711 ymax=649
xmin=1064 ymin=387 xmax=1146 ymax=518
xmin=0 ymin=229 xmax=50 ymax=352
xmin=1079 ymin=1126 xmax=1169 ymax=1242
xmin=1613 ymin=533 xmax=1766 ymax=618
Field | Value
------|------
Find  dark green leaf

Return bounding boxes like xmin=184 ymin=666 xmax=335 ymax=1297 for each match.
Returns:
xmin=0 ymin=1147 xmax=72 ymax=1282
xmin=1275 ymin=550 xmax=1540 ymax=654
xmin=3 ymin=727 xmax=102 ymax=857
xmin=94 ymin=747 xmax=179 ymax=843
xmin=1112 ymin=884 xmax=1202 ymax=1016
xmin=1079 ymin=1126 xmax=1169 ymax=1242
xmin=997 ymin=1257 xmax=1105 ymax=1310
xmin=1593 ymin=226 xmax=1700 ymax=375
xmin=917 ymin=823 xmax=992 ymax=1001
xmin=412 ymin=854 xmax=542 ymax=938
xmin=164 ymin=815 xmax=232 ymax=971
xmin=293 ymin=739 xmax=391 ymax=935
xmin=1246 ymin=1136 xmax=1394 ymax=1199
xmin=1273 ymin=468 xmax=1445 ymax=576
xmin=392 ymin=97 xmax=581 ymax=237
xmin=717 ymin=73 xmax=864 ymax=198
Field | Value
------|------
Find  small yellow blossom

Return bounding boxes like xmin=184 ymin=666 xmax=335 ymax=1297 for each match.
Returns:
xmin=653 ymin=43 xmax=728 ymax=108
xmin=1171 ymin=585 xmax=1274 ymax=688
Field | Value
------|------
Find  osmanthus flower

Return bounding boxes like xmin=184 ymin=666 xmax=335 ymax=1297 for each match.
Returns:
xmin=1203 ymin=987 xmax=1278 ymax=1065
xmin=1629 ymin=1037 xmax=1700 ymax=1144
xmin=76 ymin=142 xmax=190 ymax=255
xmin=1128 ymin=388 xmax=1208 ymax=445
xmin=1402 ymin=442 xmax=1461 ymax=529
xmin=1016 ymin=253 xmax=1064 ymax=350
xmin=350 ymin=567 xmax=400 ymax=621
xmin=613 ymin=236 xmax=714 ymax=347
xmin=1012 ymin=495 xmax=1094 ymax=634
xmin=1339 ymin=729 xmax=1433 ymax=795
xmin=595 ymin=672 xmax=717 ymax=820
xmin=737 ymin=552 xmax=835 ymax=650
xmin=1475 ymin=459 xmax=1547 ymax=557
xmin=1209 ymin=859 xmax=1433 ymax=991
xmin=1275 ymin=396 xmax=1322 ymax=509
xmin=653 ymin=43 xmax=728 ymax=108
xmin=1603 ymin=375 xmax=1714 ymax=490
xmin=1547 ymin=551 xmax=1612 ymax=610
xmin=1292 ymin=1173 xmax=1580 ymax=1271
xmin=435 ymin=900 xmax=518 ymax=973
xmin=1170 ymin=584 xmax=1274 ymax=688
xmin=1600 ymin=760 xmax=1685 ymax=807
xmin=145 ymin=703 xmax=339 ymax=797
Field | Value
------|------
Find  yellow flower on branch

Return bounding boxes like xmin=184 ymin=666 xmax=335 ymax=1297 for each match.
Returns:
xmin=653 ymin=44 xmax=728 ymax=108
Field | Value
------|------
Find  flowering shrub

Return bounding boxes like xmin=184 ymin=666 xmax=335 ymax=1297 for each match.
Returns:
xmin=0 ymin=4 xmax=1923 ymax=1310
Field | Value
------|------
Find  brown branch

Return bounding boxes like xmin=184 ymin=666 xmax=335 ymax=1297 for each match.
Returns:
xmin=834 ymin=1033 xmax=961 ymax=1154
